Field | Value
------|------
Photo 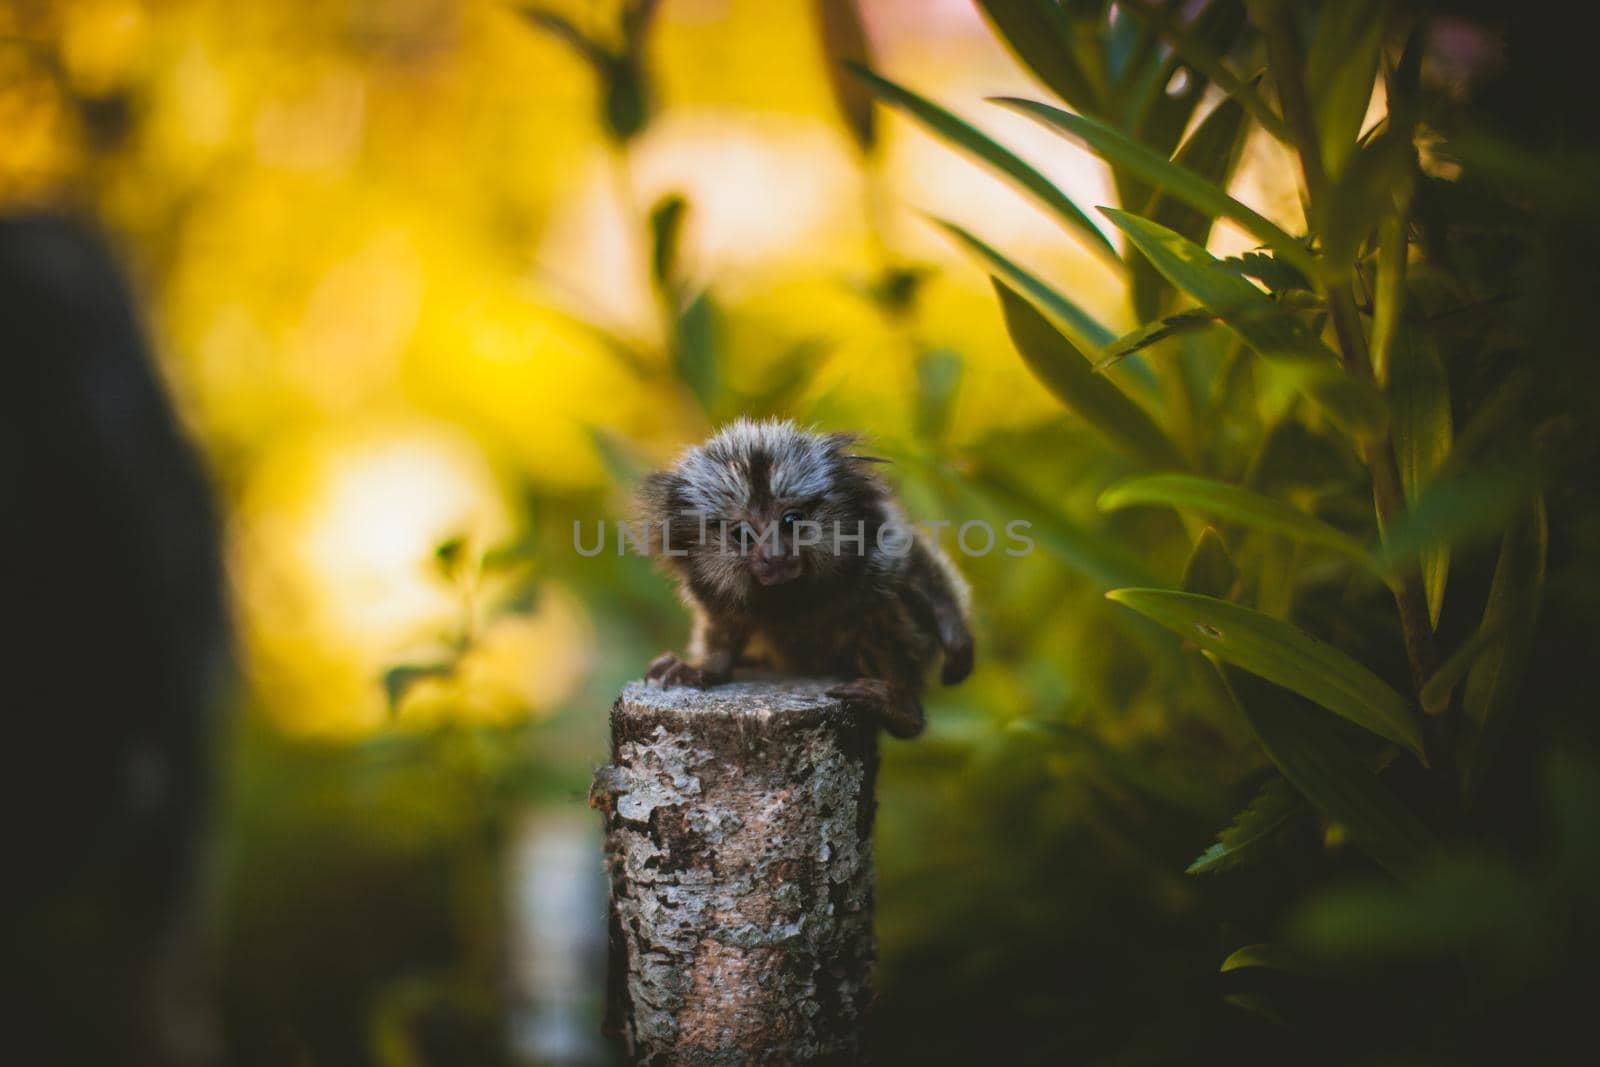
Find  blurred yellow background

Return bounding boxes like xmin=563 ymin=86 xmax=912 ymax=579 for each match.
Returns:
xmin=7 ymin=0 xmax=1257 ymax=736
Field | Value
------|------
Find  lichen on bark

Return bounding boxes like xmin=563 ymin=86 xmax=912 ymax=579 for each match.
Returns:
xmin=592 ymin=679 xmax=878 ymax=1065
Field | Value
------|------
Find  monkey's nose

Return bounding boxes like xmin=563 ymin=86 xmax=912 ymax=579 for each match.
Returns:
xmin=751 ymin=555 xmax=801 ymax=586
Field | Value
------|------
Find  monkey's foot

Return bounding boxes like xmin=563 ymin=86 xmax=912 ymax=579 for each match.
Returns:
xmin=645 ymin=652 xmax=722 ymax=689
xmin=826 ymin=678 xmax=925 ymax=739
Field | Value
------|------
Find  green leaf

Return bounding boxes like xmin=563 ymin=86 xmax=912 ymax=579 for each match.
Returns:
xmin=1127 ymin=0 xmax=1244 ymax=158
xmin=933 ymin=460 xmax=1160 ymax=591
xmin=1117 ymin=0 xmax=1290 ymax=143
xmin=1100 ymin=473 xmax=1380 ymax=572
xmin=973 ymin=0 xmax=1101 ymax=113
xmin=383 ymin=662 xmax=455 ymax=714
xmin=1220 ymin=942 xmax=1326 ymax=977
xmin=586 ymin=425 xmax=647 ymax=488
xmin=1419 ymin=617 xmax=1504 ymax=716
xmin=1148 ymin=91 xmax=1251 ymax=247
xmin=433 ymin=535 xmax=469 ymax=581
xmin=1289 ymin=857 xmax=1549 ymax=975
xmin=672 ymin=289 xmax=720 ymax=415
xmin=914 ymin=346 xmax=964 ymax=442
xmin=1459 ymin=500 xmax=1548 ymax=805
xmin=601 ymin=53 xmax=651 ymax=143
xmin=850 ymin=65 xmax=1116 ymax=259
xmin=518 ymin=6 xmax=653 ymax=142
xmin=517 ymin=7 xmax=608 ymax=65
xmin=1095 ymin=307 xmax=1218 ymax=372
xmin=1305 ymin=0 xmax=1384 ymax=179
xmin=1214 ymin=665 xmax=1439 ymax=878
xmin=1218 ymin=251 xmax=1311 ymax=295
xmin=1180 ymin=526 xmax=1239 ymax=600
xmin=1132 ymin=91 xmax=1251 ymax=320
xmin=1107 ymin=588 xmax=1425 ymax=759
xmin=936 ymin=219 xmax=1115 ymax=352
xmin=993 ymin=281 xmax=1185 ymax=470
xmin=1387 ymin=322 xmax=1452 ymax=627
xmin=649 ymin=194 xmax=687 ymax=293
xmin=1321 ymin=132 xmax=1413 ymax=272
xmin=814 ymin=0 xmax=877 ymax=153
xmin=1377 ymin=472 xmax=1528 ymax=577
xmin=1102 ymin=208 xmax=1387 ymax=436
xmin=998 ymin=100 xmax=1315 ymax=278
xmin=1370 ymin=205 xmax=1407 ymax=387
xmin=1188 ymin=775 xmax=1303 ymax=874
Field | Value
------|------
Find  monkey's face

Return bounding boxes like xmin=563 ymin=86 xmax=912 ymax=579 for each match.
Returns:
xmin=641 ymin=419 xmax=887 ymax=602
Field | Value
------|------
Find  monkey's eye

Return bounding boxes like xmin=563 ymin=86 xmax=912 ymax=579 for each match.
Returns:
xmin=733 ymin=522 xmax=757 ymax=549
xmin=780 ymin=510 xmax=803 ymax=527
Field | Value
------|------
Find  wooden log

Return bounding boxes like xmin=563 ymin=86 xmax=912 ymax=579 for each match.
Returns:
xmin=591 ymin=678 xmax=878 ymax=1065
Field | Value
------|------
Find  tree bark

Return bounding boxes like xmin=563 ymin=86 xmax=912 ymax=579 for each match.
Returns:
xmin=591 ymin=678 xmax=878 ymax=1065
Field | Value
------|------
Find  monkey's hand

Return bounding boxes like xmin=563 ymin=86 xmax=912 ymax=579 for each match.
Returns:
xmin=826 ymin=678 xmax=925 ymax=740
xmin=939 ymin=625 xmax=974 ymax=686
xmin=645 ymin=651 xmax=727 ymax=689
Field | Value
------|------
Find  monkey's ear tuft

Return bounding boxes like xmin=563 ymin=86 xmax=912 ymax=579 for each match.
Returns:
xmin=820 ymin=430 xmax=888 ymax=465
xmin=819 ymin=430 xmax=860 ymax=454
xmin=637 ymin=470 xmax=686 ymax=518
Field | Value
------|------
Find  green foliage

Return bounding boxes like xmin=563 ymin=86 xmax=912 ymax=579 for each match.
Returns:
xmin=992 ymin=281 xmax=1183 ymax=469
xmin=851 ymin=65 xmax=1116 ymax=259
xmin=1187 ymin=774 xmax=1302 ymax=874
xmin=1100 ymin=473 xmax=1379 ymax=572
xmin=897 ymin=3 xmax=1597 ymax=1052
xmin=1107 ymin=588 xmax=1424 ymax=758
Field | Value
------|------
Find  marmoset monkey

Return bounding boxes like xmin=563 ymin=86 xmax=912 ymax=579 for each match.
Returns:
xmin=638 ymin=418 xmax=973 ymax=738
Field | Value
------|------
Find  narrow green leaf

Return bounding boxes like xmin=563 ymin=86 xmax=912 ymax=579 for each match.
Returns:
xmin=994 ymin=281 xmax=1185 ymax=469
xmin=1117 ymin=0 xmax=1290 ymax=143
xmin=932 ymin=461 xmax=1159 ymax=591
xmin=1420 ymin=618 xmax=1505 ymax=716
xmin=1220 ymin=942 xmax=1326 ymax=977
xmin=850 ymin=65 xmax=1116 ymax=258
xmin=814 ymin=0 xmax=877 ymax=153
xmin=1149 ymin=92 xmax=1250 ymax=248
xmin=1388 ymin=322 xmax=1452 ymax=627
xmin=1321 ymin=132 xmax=1413 ymax=272
xmin=998 ymin=99 xmax=1316 ymax=278
xmin=1459 ymin=500 xmax=1548 ymax=805
xmin=914 ymin=346 xmax=964 ymax=442
xmin=1305 ymin=0 xmax=1384 ymax=179
xmin=1116 ymin=0 xmax=1245 ymax=258
xmin=433 ymin=534 xmax=468 ymax=581
xmin=517 ymin=7 xmax=608 ymax=65
xmin=1107 ymin=588 xmax=1424 ymax=759
xmin=1219 ymin=251 xmax=1312 ymax=294
xmin=1369 ymin=206 xmax=1407 ymax=387
xmin=1102 ymin=208 xmax=1387 ymax=435
xmin=1188 ymin=775 xmax=1302 ymax=875
xmin=1181 ymin=526 xmax=1240 ymax=600
xmin=1100 ymin=473 xmax=1380 ymax=572
xmin=383 ymin=662 xmax=454 ymax=714
xmin=1131 ymin=0 xmax=1245 ymax=156
xmin=974 ymin=0 xmax=1102 ymax=113
xmin=649 ymin=194 xmax=686 ymax=293
xmin=1378 ymin=472 xmax=1528 ymax=577
xmin=936 ymin=219 xmax=1114 ymax=352
xmin=1214 ymin=665 xmax=1439 ymax=878
xmin=1096 ymin=307 xmax=1218 ymax=371
xmin=585 ymin=425 xmax=646 ymax=488
xmin=1132 ymin=90 xmax=1251 ymax=320
xmin=672 ymin=289 xmax=720 ymax=414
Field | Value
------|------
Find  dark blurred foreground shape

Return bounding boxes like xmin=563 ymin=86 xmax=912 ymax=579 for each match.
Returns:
xmin=0 ymin=214 xmax=231 ymax=1066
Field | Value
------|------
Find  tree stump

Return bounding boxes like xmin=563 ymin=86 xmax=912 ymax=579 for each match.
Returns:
xmin=591 ymin=678 xmax=878 ymax=1065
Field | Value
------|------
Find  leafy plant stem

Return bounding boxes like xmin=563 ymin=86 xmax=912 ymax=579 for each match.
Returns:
xmin=1262 ymin=0 xmax=1442 ymax=744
